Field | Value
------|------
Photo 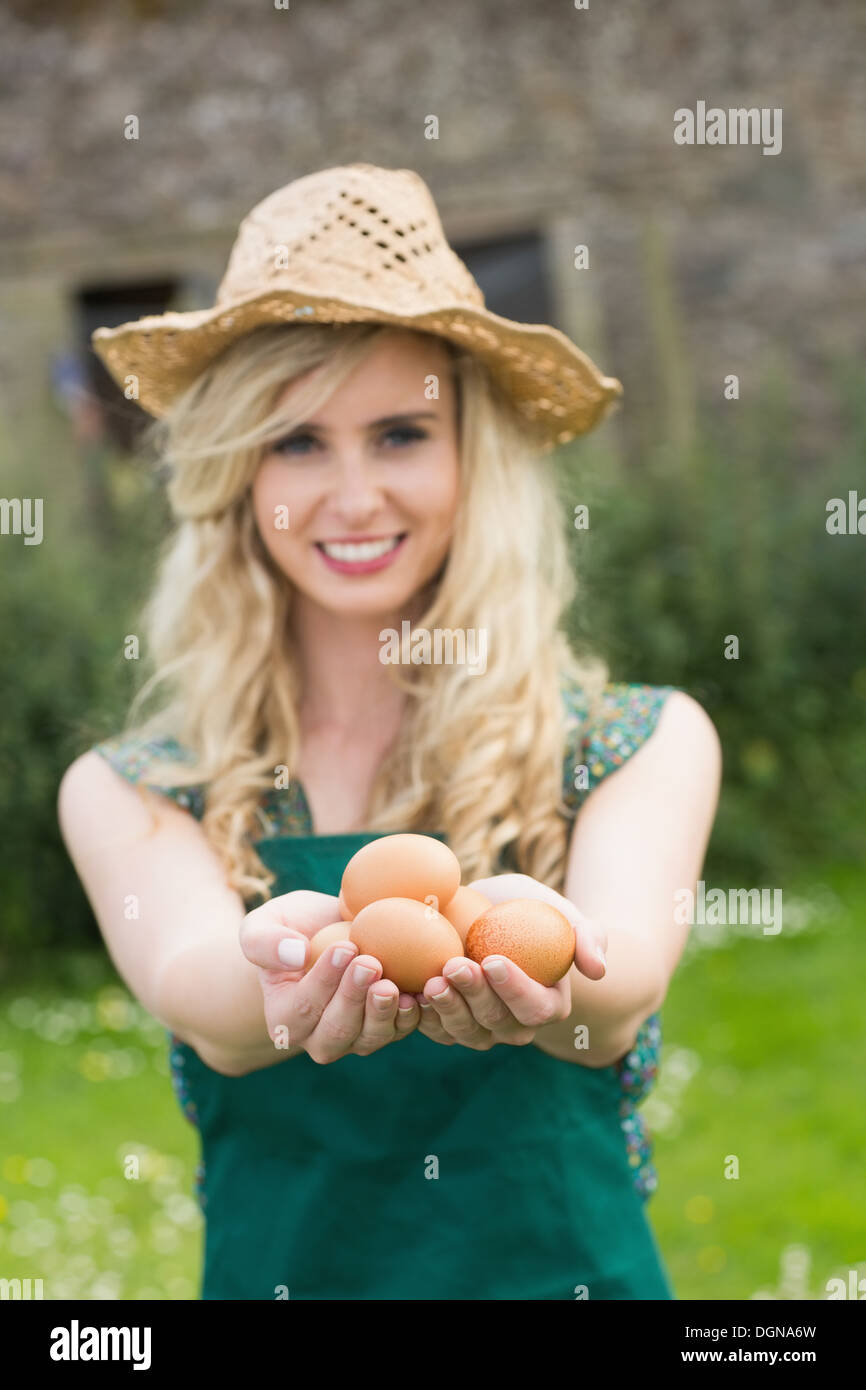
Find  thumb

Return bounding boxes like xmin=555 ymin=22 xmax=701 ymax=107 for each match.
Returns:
xmin=240 ymin=889 xmax=341 ymax=973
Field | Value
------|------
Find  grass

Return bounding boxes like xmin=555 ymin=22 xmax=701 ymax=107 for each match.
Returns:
xmin=649 ymin=861 xmax=866 ymax=1301
xmin=1 ymin=862 xmax=863 ymax=1300
xmin=0 ymin=958 xmax=201 ymax=1300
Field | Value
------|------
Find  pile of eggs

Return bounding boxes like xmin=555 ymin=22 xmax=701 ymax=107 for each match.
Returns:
xmin=304 ymin=833 xmax=576 ymax=993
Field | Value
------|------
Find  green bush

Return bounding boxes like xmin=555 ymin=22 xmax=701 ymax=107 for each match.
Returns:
xmin=560 ymin=355 xmax=866 ymax=880
xmin=0 ymin=413 xmax=168 ymax=954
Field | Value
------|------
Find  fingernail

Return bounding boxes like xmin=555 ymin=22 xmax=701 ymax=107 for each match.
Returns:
xmin=398 ymin=1004 xmax=415 ymax=1017
xmin=277 ymin=938 xmax=306 ymax=969
xmin=352 ymin=963 xmax=377 ymax=986
xmin=482 ymin=957 xmax=508 ymax=983
xmin=331 ymin=946 xmax=355 ymax=968
xmin=594 ymin=945 xmax=607 ymax=969
xmin=417 ymin=996 xmax=431 ymax=1009
xmin=444 ymin=965 xmax=472 ymax=985
xmin=373 ymin=993 xmax=394 ymax=1011
xmin=429 ymin=985 xmax=452 ymax=1002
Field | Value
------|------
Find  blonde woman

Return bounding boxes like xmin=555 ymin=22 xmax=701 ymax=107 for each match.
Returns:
xmin=59 ymin=164 xmax=721 ymax=1300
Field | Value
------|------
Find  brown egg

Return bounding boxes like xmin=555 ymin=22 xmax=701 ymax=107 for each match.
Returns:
xmin=442 ymin=886 xmax=492 ymax=944
xmin=337 ymin=889 xmax=353 ymax=921
xmin=307 ymin=922 xmax=354 ymax=968
xmin=349 ymin=897 xmax=463 ymax=994
xmin=341 ymin=833 xmax=461 ymax=917
xmin=465 ymin=899 xmax=575 ymax=987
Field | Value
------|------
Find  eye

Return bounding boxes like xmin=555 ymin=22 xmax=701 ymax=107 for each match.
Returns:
xmin=380 ymin=425 xmax=427 ymax=448
xmin=270 ymin=424 xmax=428 ymax=456
xmin=272 ymin=431 xmax=318 ymax=456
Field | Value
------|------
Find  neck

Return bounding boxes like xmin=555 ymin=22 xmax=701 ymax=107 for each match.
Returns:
xmin=292 ymin=594 xmax=425 ymax=732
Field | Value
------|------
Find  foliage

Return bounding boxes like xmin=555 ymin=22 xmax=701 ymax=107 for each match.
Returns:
xmin=0 ymin=414 xmax=168 ymax=954
xmin=559 ymin=355 xmax=866 ymax=882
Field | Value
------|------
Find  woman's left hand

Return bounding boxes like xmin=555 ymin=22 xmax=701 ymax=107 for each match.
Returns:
xmin=415 ymin=873 xmax=607 ymax=1051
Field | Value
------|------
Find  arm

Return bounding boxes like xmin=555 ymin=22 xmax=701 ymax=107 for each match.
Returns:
xmin=531 ymin=690 xmax=722 ymax=1066
xmin=59 ymin=751 xmax=421 ymax=1076
xmin=58 ymin=751 xmax=302 ymax=1075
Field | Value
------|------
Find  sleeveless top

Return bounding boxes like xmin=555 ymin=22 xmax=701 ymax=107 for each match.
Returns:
xmin=92 ymin=678 xmax=675 ymax=1300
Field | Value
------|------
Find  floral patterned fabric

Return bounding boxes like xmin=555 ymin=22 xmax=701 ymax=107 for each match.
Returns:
xmin=93 ymin=676 xmax=674 ymax=1202
xmin=559 ymin=679 xmax=675 ymax=1198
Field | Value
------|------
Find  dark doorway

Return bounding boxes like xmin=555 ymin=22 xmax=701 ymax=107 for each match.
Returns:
xmin=75 ymin=280 xmax=179 ymax=452
xmin=452 ymin=230 xmax=551 ymax=326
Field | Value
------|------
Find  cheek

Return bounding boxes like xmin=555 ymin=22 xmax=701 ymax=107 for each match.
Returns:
xmin=252 ymin=463 xmax=310 ymax=549
xmin=252 ymin=461 xmax=277 ymax=517
xmin=251 ymin=476 xmax=279 ymax=558
xmin=412 ymin=451 xmax=460 ymax=523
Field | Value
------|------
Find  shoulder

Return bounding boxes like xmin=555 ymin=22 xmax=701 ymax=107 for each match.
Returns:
xmin=58 ymin=750 xmax=150 ymax=858
xmin=561 ymin=680 xmax=720 ymax=812
xmin=651 ymin=689 xmax=721 ymax=757
xmin=61 ymin=733 xmax=206 ymax=822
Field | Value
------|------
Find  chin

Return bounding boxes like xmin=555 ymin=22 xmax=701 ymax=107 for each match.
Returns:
xmin=310 ymin=580 xmax=418 ymax=617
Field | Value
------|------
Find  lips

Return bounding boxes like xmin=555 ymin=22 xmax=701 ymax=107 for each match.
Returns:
xmin=314 ymin=532 xmax=408 ymax=575
xmin=316 ymin=535 xmax=404 ymax=562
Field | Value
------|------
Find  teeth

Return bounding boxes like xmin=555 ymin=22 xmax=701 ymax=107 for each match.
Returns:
xmin=320 ymin=536 xmax=402 ymax=562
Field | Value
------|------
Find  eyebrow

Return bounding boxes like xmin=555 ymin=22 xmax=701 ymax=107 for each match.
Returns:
xmin=292 ymin=410 xmax=439 ymax=432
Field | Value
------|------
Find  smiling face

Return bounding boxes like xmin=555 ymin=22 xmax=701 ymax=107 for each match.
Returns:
xmin=251 ymin=330 xmax=461 ymax=621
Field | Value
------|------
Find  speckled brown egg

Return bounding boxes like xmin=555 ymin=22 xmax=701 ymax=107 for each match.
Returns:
xmin=307 ymin=921 xmax=354 ymax=968
xmin=442 ymin=886 xmax=492 ymax=944
xmin=341 ymin=833 xmax=461 ymax=917
xmin=465 ymin=899 xmax=575 ymax=986
xmin=349 ymin=897 xmax=463 ymax=993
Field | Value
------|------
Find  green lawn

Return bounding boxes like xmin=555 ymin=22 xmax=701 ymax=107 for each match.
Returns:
xmin=649 ymin=862 xmax=866 ymax=1301
xmin=1 ymin=862 xmax=863 ymax=1301
xmin=0 ymin=959 xmax=202 ymax=1300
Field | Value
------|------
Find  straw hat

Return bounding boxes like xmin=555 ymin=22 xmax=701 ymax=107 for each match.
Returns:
xmin=91 ymin=163 xmax=622 ymax=448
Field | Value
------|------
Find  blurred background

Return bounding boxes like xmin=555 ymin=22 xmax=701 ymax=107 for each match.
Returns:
xmin=0 ymin=0 xmax=864 ymax=1300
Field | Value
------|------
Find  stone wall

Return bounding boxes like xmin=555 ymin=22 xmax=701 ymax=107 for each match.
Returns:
xmin=1 ymin=0 xmax=863 ymax=458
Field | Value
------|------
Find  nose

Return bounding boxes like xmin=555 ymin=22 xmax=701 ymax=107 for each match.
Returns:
xmin=329 ymin=448 xmax=386 ymax=522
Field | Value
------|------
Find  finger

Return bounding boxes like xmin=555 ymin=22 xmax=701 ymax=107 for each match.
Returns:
xmin=467 ymin=874 xmax=537 ymax=905
xmin=571 ymin=918 xmax=607 ymax=980
xmin=307 ymin=953 xmax=384 ymax=1063
xmin=350 ymin=981 xmax=402 ymax=1056
xmin=415 ymin=996 xmax=456 ymax=1045
xmin=475 ymin=955 xmax=571 ymax=1029
xmin=240 ymin=891 xmax=344 ymax=970
xmin=421 ymin=974 xmax=495 ymax=1050
xmin=354 ymin=987 xmax=423 ymax=1053
xmin=394 ymin=992 xmax=421 ymax=1039
xmin=275 ymin=939 xmax=358 ymax=1046
xmin=441 ymin=957 xmax=528 ymax=1038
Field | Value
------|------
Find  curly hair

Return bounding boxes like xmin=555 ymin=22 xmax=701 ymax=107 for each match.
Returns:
xmin=119 ymin=321 xmax=607 ymax=901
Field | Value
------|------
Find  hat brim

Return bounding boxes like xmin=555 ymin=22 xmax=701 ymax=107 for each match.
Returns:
xmin=91 ymin=287 xmax=622 ymax=447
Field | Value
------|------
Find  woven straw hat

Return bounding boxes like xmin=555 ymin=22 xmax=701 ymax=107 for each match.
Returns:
xmin=91 ymin=163 xmax=622 ymax=448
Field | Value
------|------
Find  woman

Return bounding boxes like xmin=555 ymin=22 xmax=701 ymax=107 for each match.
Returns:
xmin=59 ymin=163 xmax=721 ymax=1300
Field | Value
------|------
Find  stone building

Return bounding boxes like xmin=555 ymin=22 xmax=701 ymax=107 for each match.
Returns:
xmin=0 ymin=0 xmax=863 ymax=461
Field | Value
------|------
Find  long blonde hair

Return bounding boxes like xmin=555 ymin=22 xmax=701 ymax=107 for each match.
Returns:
xmin=123 ymin=322 xmax=607 ymax=902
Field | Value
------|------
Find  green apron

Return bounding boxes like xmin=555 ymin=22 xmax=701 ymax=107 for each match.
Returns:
xmin=172 ymin=829 xmax=674 ymax=1301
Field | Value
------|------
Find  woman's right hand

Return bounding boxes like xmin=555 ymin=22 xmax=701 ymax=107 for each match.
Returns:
xmin=239 ymin=891 xmax=421 ymax=1064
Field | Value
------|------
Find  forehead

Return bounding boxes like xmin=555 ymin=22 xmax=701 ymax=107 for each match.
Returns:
xmin=274 ymin=329 xmax=455 ymax=414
